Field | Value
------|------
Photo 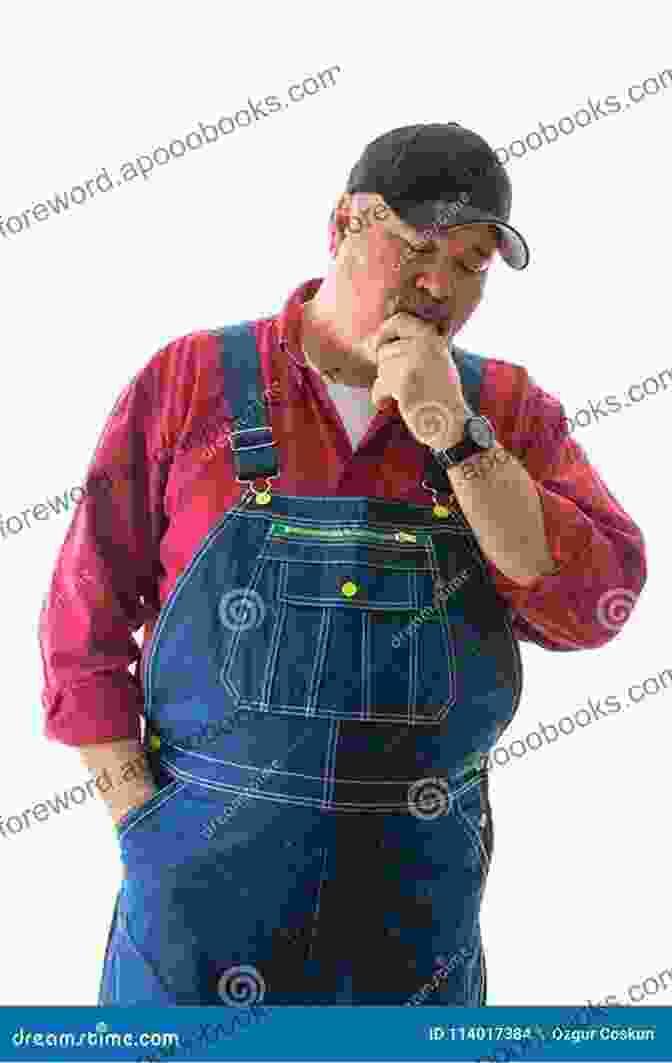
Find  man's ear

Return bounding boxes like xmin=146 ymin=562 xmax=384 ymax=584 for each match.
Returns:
xmin=330 ymin=193 xmax=355 ymax=257
xmin=334 ymin=193 xmax=356 ymax=236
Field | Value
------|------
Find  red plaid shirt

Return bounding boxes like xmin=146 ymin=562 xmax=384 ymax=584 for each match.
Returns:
xmin=39 ymin=278 xmax=647 ymax=746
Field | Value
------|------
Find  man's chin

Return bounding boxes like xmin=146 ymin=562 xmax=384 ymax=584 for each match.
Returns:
xmin=429 ymin=317 xmax=454 ymax=341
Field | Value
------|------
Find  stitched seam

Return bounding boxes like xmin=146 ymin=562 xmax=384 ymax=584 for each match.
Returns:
xmin=117 ymin=781 xmax=186 ymax=843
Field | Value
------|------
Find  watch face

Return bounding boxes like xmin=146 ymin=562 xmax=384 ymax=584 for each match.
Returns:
xmin=469 ymin=417 xmax=493 ymax=447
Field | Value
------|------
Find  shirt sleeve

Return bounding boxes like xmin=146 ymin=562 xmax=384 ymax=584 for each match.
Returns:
xmin=38 ymin=336 xmax=194 ymax=746
xmin=482 ymin=364 xmax=648 ymax=650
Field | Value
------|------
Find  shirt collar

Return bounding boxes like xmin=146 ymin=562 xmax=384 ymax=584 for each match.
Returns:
xmin=273 ymin=277 xmax=398 ymax=415
xmin=274 ymin=277 xmax=323 ymax=369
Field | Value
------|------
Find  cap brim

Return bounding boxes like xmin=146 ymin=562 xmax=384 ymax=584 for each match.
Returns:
xmin=392 ymin=200 xmax=530 ymax=270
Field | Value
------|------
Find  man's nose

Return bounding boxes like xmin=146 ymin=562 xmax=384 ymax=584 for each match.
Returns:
xmin=414 ymin=259 xmax=457 ymax=301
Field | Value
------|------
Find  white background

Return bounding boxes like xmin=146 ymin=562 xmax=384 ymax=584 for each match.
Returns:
xmin=0 ymin=0 xmax=668 ymax=1026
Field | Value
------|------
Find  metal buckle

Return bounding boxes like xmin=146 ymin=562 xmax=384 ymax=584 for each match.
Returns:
xmin=230 ymin=420 xmax=279 ymax=505
xmin=237 ymin=475 xmax=278 ymax=505
xmin=229 ymin=426 xmax=274 ymax=447
xmin=421 ymin=478 xmax=457 ymax=518
xmin=234 ymin=471 xmax=280 ymax=486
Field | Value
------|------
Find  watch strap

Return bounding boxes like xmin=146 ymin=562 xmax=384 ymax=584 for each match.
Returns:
xmin=436 ymin=429 xmax=486 ymax=467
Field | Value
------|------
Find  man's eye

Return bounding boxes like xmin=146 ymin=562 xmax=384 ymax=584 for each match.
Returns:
xmin=458 ymin=259 xmax=489 ymax=274
xmin=404 ymin=240 xmax=432 ymax=255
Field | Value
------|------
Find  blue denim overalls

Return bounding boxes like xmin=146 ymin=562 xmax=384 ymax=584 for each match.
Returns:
xmin=98 ymin=322 xmax=522 ymax=1006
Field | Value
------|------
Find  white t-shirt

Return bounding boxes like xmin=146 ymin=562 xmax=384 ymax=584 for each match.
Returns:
xmin=323 ymin=377 xmax=379 ymax=451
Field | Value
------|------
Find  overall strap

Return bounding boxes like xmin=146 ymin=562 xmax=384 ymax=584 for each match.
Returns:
xmin=210 ymin=321 xmax=280 ymax=483
xmin=210 ymin=322 xmax=486 ymax=491
xmin=422 ymin=345 xmax=484 ymax=491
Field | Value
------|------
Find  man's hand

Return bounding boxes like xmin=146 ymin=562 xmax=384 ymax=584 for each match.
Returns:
xmin=368 ymin=312 xmax=470 ymax=450
xmin=111 ymin=782 xmax=158 ymax=826
xmin=77 ymin=738 xmax=158 ymax=828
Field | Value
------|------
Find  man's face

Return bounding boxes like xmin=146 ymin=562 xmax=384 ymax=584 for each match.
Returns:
xmin=331 ymin=191 xmax=500 ymax=346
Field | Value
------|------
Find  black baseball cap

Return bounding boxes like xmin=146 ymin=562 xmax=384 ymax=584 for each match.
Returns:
xmin=346 ymin=123 xmax=529 ymax=270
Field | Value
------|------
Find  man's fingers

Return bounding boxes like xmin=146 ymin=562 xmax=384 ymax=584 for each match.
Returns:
xmin=371 ymin=312 xmax=434 ymax=354
xmin=374 ymin=339 xmax=410 ymax=365
xmin=370 ymin=376 xmax=396 ymax=407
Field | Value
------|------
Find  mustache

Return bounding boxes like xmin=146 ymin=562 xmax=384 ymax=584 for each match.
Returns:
xmin=399 ymin=300 xmax=452 ymax=325
xmin=397 ymin=307 xmax=453 ymax=338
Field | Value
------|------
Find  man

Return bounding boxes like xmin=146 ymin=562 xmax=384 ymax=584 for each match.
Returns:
xmin=39 ymin=123 xmax=646 ymax=1007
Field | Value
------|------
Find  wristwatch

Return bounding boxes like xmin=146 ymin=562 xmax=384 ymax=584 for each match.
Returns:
xmin=431 ymin=415 xmax=496 ymax=468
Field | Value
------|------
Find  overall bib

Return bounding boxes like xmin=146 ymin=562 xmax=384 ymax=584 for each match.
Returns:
xmin=98 ymin=322 xmax=522 ymax=1006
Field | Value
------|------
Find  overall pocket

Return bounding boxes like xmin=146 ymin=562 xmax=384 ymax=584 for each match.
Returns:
xmin=115 ymin=778 xmax=185 ymax=845
xmin=218 ymin=522 xmax=459 ymax=724
xmin=99 ymin=901 xmax=179 ymax=1005
xmin=453 ymin=770 xmax=493 ymax=878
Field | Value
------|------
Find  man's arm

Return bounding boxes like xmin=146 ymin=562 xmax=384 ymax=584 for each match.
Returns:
xmin=39 ymin=332 xmax=231 ymax=829
xmin=432 ymin=415 xmax=559 ymax=587
xmin=457 ymin=369 xmax=647 ymax=650
xmin=38 ymin=345 xmax=172 ymax=797
xmin=78 ymin=739 xmax=156 ymax=826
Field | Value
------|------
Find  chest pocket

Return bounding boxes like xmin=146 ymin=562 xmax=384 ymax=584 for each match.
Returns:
xmin=218 ymin=521 xmax=463 ymax=725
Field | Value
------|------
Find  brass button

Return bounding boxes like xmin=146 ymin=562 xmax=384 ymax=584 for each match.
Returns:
xmin=341 ymin=580 xmax=358 ymax=597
